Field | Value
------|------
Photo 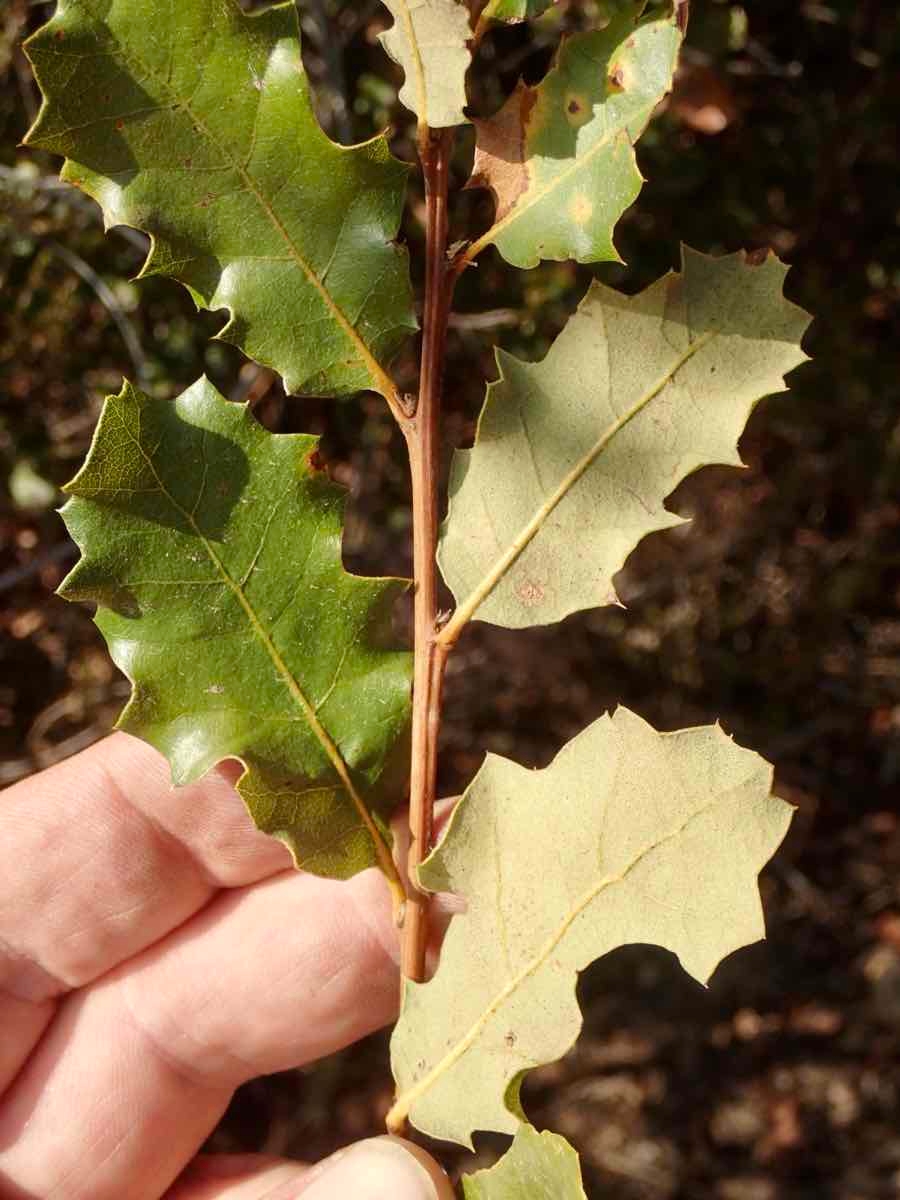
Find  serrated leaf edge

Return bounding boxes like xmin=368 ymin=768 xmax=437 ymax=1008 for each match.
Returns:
xmin=437 ymin=247 xmax=811 ymax=643
xmin=379 ymin=0 xmax=472 ymax=129
xmin=61 ymin=379 xmax=406 ymax=896
xmin=23 ymin=0 xmax=408 ymax=409
xmin=388 ymin=713 xmax=788 ymax=1136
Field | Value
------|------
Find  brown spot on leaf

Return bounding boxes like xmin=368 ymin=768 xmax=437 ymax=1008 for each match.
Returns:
xmin=54 ymin=29 xmax=65 ymax=40
xmin=564 ymin=91 xmax=591 ymax=128
xmin=505 ymin=1031 xmax=516 ymax=1048
xmin=468 ymin=83 xmax=537 ymax=221
xmin=517 ymin=580 xmax=545 ymax=607
xmin=115 ymin=119 xmax=125 ymax=131
xmin=196 ymin=192 xmax=217 ymax=209
xmin=608 ymin=64 xmax=626 ymax=93
xmin=306 ymin=448 xmax=325 ymax=473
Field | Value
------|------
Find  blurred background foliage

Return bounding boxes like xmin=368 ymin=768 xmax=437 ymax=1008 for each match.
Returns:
xmin=2 ymin=1 xmax=899 ymax=1196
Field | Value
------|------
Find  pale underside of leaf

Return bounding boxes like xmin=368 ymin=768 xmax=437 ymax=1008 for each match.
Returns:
xmin=24 ymin=0 xmax=416 ymax=402
xmin=60 ymin=378 xmax=412 ymax=882
xmin=380 ymin=0 xmax=472 ymax=128
xmin=466 ymin=1 xmax=682 ymax=268
xmin=390 ymin=706 xmax=794 ymax=1145
xmin=438 ymin=247 xmax=811 ymax=633
xmin=462 ymin=1124 xmax=587 ymax=1199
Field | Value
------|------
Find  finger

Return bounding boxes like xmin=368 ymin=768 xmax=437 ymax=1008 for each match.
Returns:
xmin=166 ymin=1142 xmax=453 ymax=1200
xmin=0 ymin=734 xmax=289 ymax=1087
xmin=0 ymin=867 xmax=401 ymax=1199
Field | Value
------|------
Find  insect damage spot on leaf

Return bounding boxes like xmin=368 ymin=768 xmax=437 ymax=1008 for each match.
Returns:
xmin=569 ymin=192 xmax=593 ymax=226
xmin=517 ymin=579 xmax=545 ymax=606
xmin=608 ymin=64 xmax=626 ymax=92
xmin=565 ymin=91 xmax=591 ymax=127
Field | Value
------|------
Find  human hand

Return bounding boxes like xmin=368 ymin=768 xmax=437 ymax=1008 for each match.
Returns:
xmin=0 ymin=733 xmax=453 ymax=1199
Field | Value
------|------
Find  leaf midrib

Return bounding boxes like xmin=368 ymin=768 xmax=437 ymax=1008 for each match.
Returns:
xmin=45 ymin=0 xmax=398 ymax=402
xmin=393 ymin=0 xmax=430 ymax=126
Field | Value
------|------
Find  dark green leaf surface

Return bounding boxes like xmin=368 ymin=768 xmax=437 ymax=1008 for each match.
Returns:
xmin=481 ymin=1 xmax=554 ymax=22
xmin=24 ymin=0 xmax=416 ymax=400
xmin=60 ymin=378 xmax=412 ymax=879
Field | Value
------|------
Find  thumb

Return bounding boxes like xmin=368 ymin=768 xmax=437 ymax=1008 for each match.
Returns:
xmin=299 ymin=1137 xmax=454 ymax=1200
xmin=167 ymin=1138 xmax=454 ymax=1200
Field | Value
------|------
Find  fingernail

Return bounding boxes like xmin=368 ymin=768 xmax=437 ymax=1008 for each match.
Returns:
xmin=300 ymin=1137 xmax=444 ymax=1200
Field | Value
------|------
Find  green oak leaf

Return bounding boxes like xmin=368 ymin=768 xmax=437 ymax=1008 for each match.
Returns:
xmin=380 ymin=0 xmax=472 ymax=128
xmin=439 ymin=248 xmax=811 ymax=631
xmin=479 ymin=1 xmax=555 ymax=23
xmin=24 ymin=0 xmax=416 ymax=401
xmin=390 ymin=707 xmax=793 ymax=1146
xmin=467 ymin=0 xmax=682 ymax=267
xmin=463 ymin=1125 xmax=586 ymax=1199
xmin=59 ymin=378 xmax=412 ymax=881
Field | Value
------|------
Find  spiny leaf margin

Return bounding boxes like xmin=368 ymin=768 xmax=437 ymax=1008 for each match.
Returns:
xmin=24 ymin=0 xmax=416 ymax=401
xmin=390 ymin=706 xmax=794 ymax=1145
xmin=438 ymin=247 xmax=811 ymax=632
xmin=59 ymin=377 xmax=412 ymax=881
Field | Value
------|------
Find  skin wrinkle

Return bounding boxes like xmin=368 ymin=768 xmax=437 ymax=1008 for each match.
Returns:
xmin=94 ymin=753 xmax=223 ymax=895
xmin=0 ymin=933 xmax=70 ymax=1006
xmin=117 ymin=971 xmax=251 ymax=1094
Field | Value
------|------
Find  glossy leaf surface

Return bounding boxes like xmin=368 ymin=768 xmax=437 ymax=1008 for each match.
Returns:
xmin=380 ymin=0 xmax=471 ymax=128
xmin=439 ymin=249 xmax=811 ymax=630
xmin=480 ymin=1 xmax=555 ymax=22
xmin=463 ymin=1126 xmax=586 ymax=1199
xmin=60 ymin=379 xmax=412 ymax=880
xmin=468 ymin=0 xmax=682 ymax=267
xmin=25 ymin=0 xmax=416 ymax=400
xmin=391 ymin=707 xmax=793 ymax=1145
